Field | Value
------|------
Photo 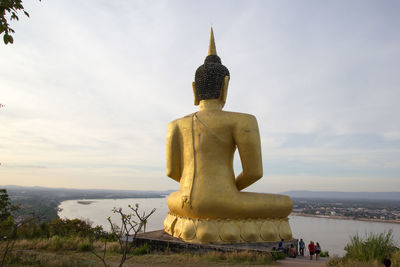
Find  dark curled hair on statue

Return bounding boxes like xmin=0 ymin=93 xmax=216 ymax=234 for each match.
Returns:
xmin=195 ymin=55 xmax=230 ymax=100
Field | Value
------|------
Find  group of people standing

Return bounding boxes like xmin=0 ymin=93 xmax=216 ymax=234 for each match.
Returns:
xmin=299 ymin=239 xmax=321 ymax=260
xmin=277 ymin=238 xmax=322 ymax=260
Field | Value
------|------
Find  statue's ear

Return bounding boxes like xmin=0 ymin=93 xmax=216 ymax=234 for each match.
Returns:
xmin=192 ymin=82 xmax=199 ymax=106
xmin=220 ymin=75 xmax=229 ymax=105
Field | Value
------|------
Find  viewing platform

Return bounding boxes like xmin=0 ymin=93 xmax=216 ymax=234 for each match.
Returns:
xmin=135 ymin=230 xmax=298 ymax=254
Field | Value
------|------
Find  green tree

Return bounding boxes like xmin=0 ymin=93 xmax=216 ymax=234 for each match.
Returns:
xmin=0 ymin=189 xmax=13 ymax=220
xmin=0 ymin=189 xmax=18 ymax=266
xmin=0 ymin=0 xmax=40 ymax=44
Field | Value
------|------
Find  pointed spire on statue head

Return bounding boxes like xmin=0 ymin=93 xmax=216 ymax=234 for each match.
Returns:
xmin=195 ymin=27 xmax=230 ymax=101
xmin=208 ymin=27 xmax=217 ymax=56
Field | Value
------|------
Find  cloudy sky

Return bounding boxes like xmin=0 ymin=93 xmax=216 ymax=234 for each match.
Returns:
xmin=1 ymin=0 xmax=399 ymax=193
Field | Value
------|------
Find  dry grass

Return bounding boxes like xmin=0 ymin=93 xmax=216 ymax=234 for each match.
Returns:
xmin=328 ymin=257 xmax=382 ymax=267
xmin=202 ymin=251 xmax=274 ymax=265
xmin=5 ymin=250 xmax=97 ymax=267
xmin=12 ymin=237 xmax=79 ymax=251
xmin=8 ymin=237 xmax=121 ymax=253
xmin=2 ymin=250 xmax=278 ymax=267
xmin=2 ymin=238 xmax=279 ymax=266
xmin=392 ymin=251 xmax=400 ymax=267
xmin=120 ymin=251 xmax=275 ymax=266
xmin=3 ymin=249 xmax=278 ymax=266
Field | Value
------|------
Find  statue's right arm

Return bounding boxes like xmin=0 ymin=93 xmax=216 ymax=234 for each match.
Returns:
xmin=166 ymin=121 xmax=181 ymax=182
xmin=233 ymin=115 xmax=263 ymax=191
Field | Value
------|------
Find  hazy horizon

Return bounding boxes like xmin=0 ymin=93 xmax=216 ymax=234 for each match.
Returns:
xmin=1 ymin=1 xmax=399 ymax=193
xmin=3 ymin=184 xmax=400 ymax=195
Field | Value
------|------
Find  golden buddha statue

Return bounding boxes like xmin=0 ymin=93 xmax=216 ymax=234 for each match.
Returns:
xmin=164 ymin=28 xmax=293 ymax=244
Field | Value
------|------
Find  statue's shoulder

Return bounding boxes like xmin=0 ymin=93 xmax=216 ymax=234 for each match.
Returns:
xmin=222 ymin=111 xmax=257 ymax=121
xmin=168 ymin=113 xmax=196 ymax=127
xmin=220 ymin=111 xmax=258 ymax=129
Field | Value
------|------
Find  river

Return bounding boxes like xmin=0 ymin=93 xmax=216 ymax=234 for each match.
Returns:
xmin=58 ymin=197 xmax=400 ymax=256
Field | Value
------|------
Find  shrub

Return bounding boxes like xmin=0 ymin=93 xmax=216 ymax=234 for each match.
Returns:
xmin=107 ymin=242 xmax=122 ymax=253
xmin=6 ymin=216 xmax=108 ymax=240
xmin=320 ymin=250 xmax=329 ymax=257
xmin=271 ymin=251 xmax=286 ymax=260
xmin=49 ymin=218 xmax=101 ymax=238
xmin=33 ymin=238 xmax=52 ymax=250
xmin=17 ymin=220 xmax=42 ymax=239
xmin=131 ymin=243 xmax=150 ymax=255
xmin=47 ymin=235 xmax=63 ymax=251
xmin=77 ymin=239 xmax=93 ymax=252
xmin=327 ymin=254 xmax=342 ymax=266
xmin=344 ymin=230 xmax=398 ymax=263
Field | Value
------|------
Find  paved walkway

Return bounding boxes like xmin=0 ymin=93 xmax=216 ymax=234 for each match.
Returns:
xmin=275 ymin=256 xmax=328 ymax=266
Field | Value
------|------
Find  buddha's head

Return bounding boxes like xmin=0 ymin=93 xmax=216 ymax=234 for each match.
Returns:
xmin=193 ymin=28 xmax=230 ymax=107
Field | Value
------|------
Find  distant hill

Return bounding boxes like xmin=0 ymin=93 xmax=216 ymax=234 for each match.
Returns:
xmin=4 ymin=185 xmax=400 ymax=201
xmin=2 ymin=185 xmax=174 ymax=199
xmin=282 ymin=190 xmax=400 ymax=201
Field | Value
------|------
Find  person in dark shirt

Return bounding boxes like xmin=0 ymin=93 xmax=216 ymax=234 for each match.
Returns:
xmin=315 ymin=242 xmax=321 ymax=260
xmin=278 ymin=239 xmax=284 ymax=249
xmin=299 ymin=238 xmax=305 ymax=256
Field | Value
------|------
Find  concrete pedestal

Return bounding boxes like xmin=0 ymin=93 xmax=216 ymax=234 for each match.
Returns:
xmin=135 ymin=230 xmax=298 ymax=254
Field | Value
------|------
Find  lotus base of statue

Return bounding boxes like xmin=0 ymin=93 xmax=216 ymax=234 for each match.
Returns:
xmin=164 ymin=213 xmax=292 ymax=244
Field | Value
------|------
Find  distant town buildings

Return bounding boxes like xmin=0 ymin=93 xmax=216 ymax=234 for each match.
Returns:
xmin=292 ymin=199 xmax=400 ymax=223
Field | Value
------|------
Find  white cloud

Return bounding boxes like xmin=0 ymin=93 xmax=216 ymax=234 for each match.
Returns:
xmin=383 ymin=132 xmax=400 ymax=141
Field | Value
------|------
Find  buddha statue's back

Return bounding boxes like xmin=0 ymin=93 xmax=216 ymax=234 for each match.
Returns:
xmin=164 ymin=28 xmax=293 ymax=244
